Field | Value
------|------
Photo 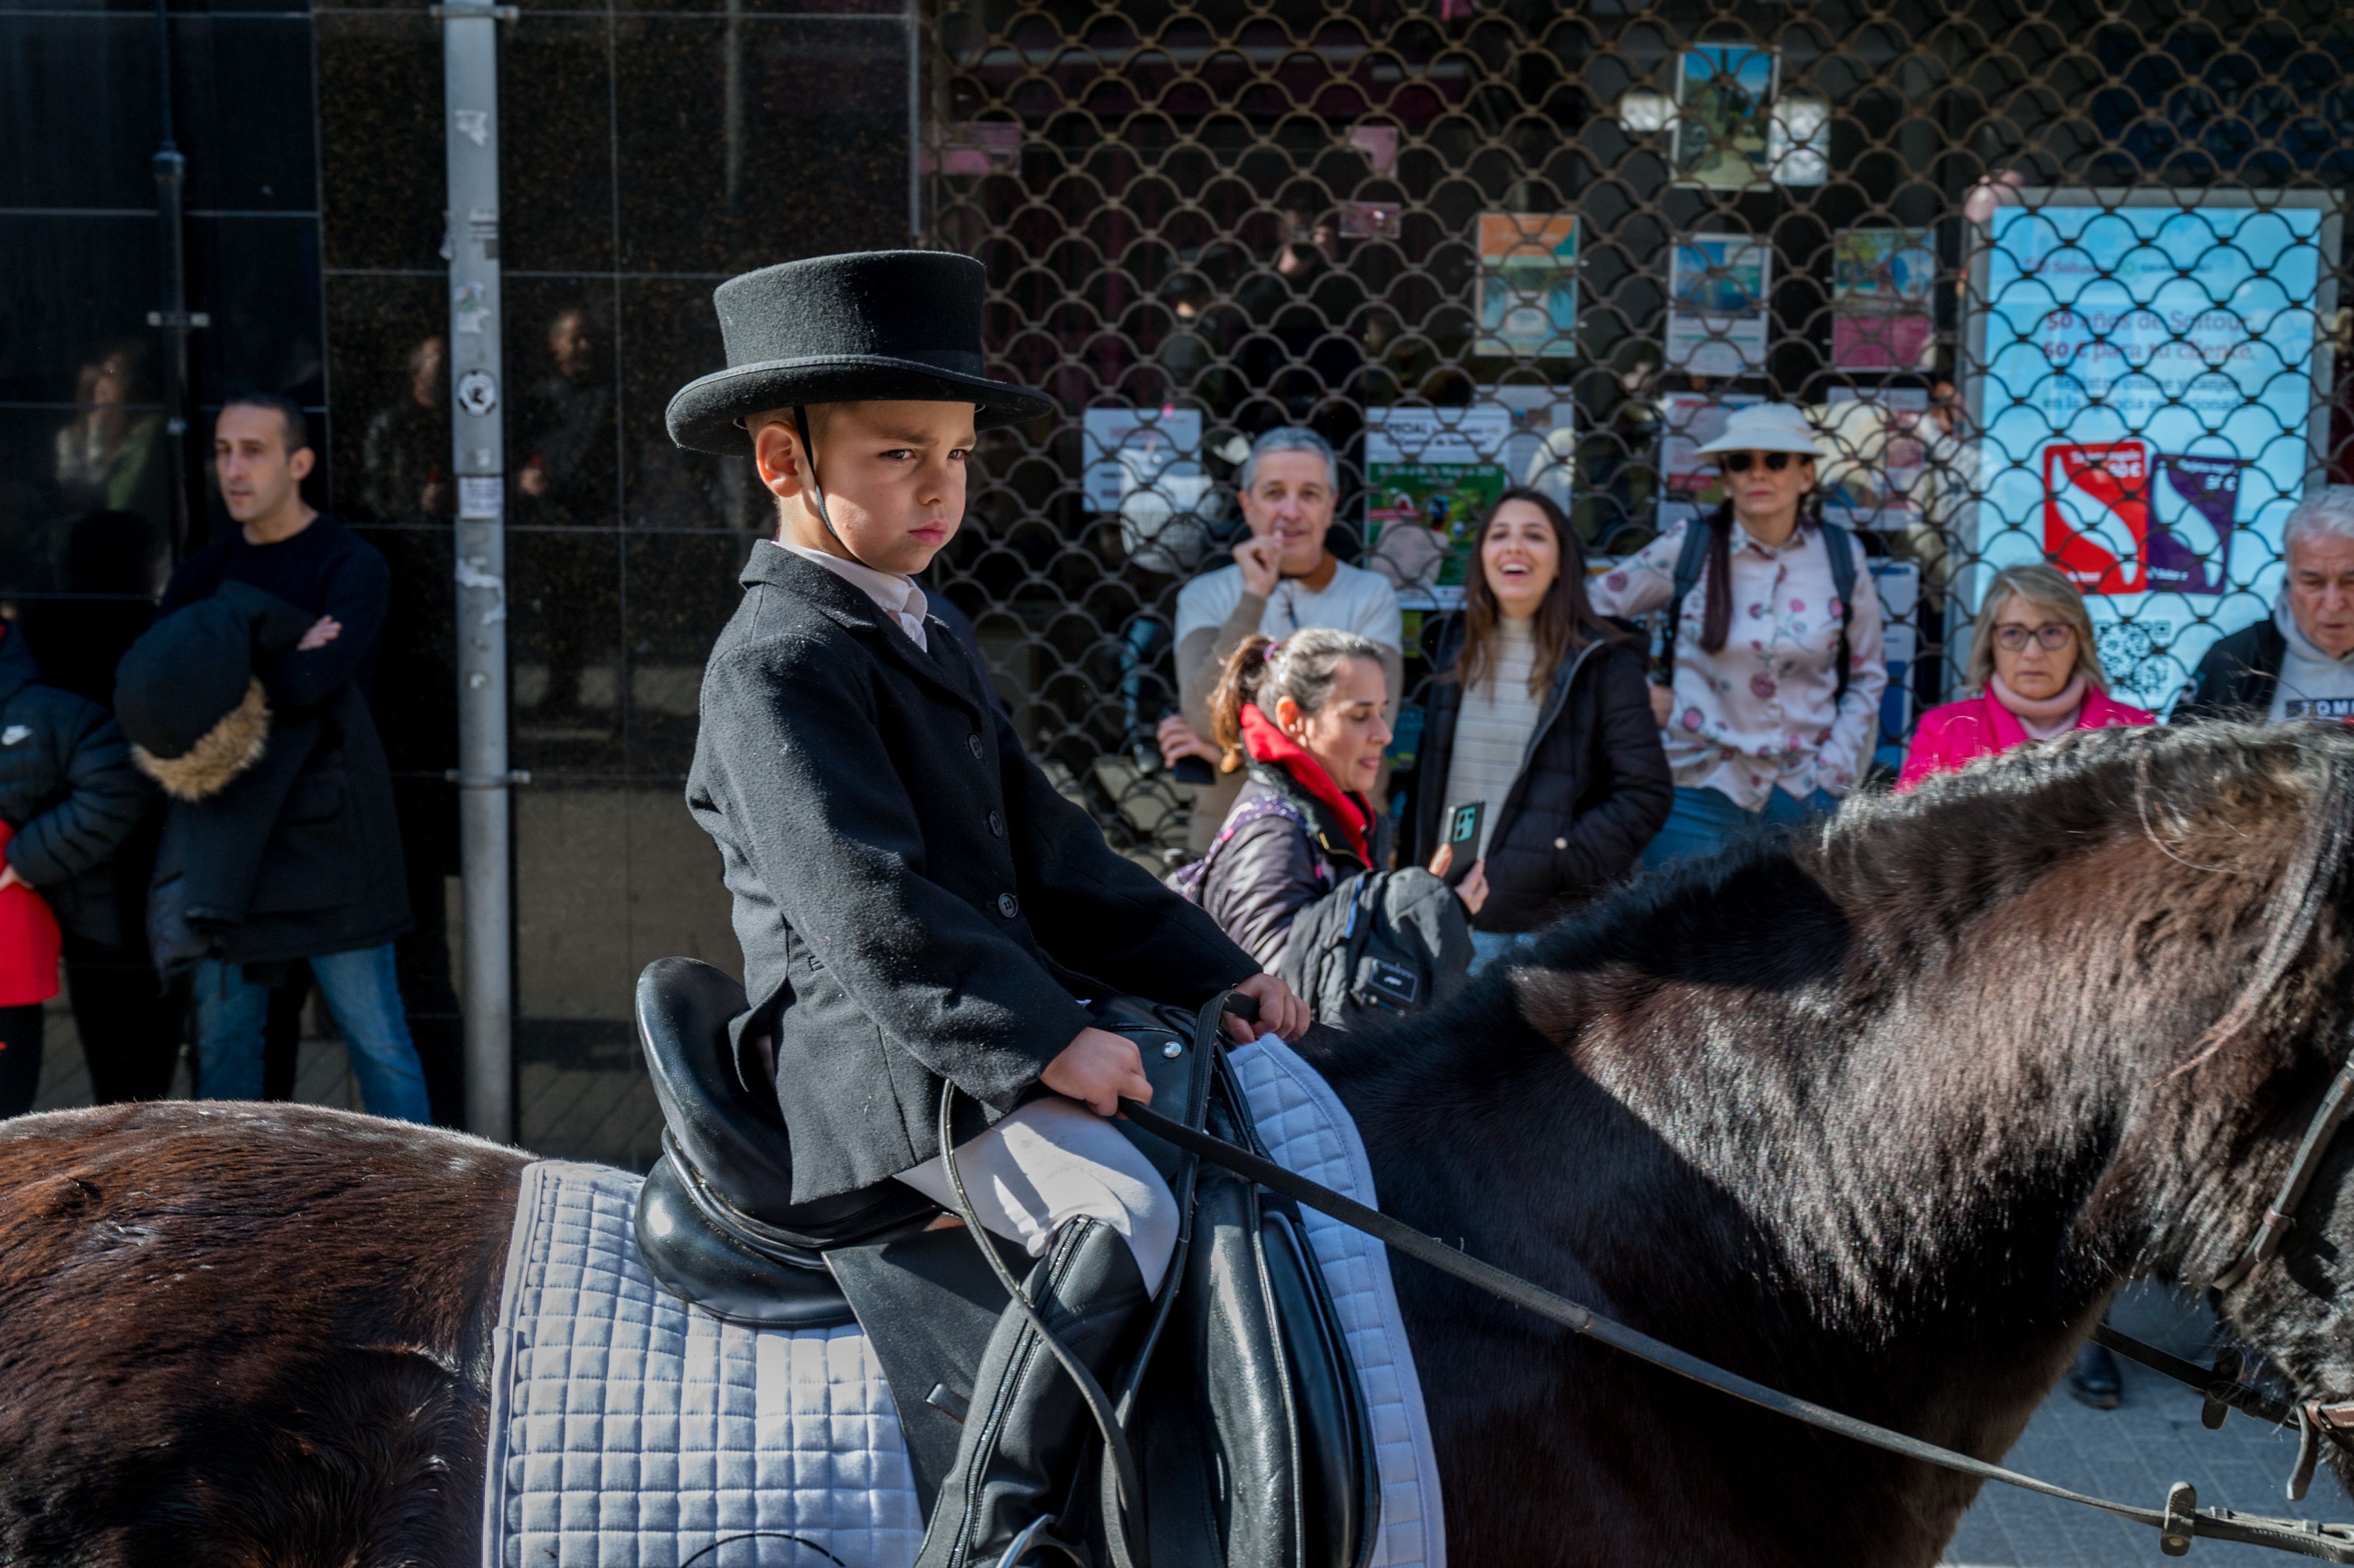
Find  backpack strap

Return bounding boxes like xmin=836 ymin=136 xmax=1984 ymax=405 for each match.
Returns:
xmin=1172 ymin=790 xmax=1317 ymax=903
xmin=1664 ymin=513 xmax=1863 ymax=707
xmin=1821 ymin=518 xmax=1857 ymax=705
xmin=1664 ymin=515 xmax=1712 ymax=669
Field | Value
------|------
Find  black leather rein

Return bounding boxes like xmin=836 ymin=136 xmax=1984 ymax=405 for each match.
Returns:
xmin=1118 ymin=1088 xmax=2354 ymax=1562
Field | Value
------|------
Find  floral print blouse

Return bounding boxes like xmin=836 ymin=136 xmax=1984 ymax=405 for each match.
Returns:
xmin=1589 ymin=520 xmax=1888 ymax=811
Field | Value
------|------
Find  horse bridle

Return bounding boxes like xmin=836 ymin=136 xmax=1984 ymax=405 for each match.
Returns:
xmin=1113 ymin=995 xmax=2354 ymax=1564
xmin=2198 ymin=1052 xmax=2354 ymax=1502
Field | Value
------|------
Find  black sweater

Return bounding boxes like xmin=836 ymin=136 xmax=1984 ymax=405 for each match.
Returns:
xmin=161 ymin=513 xmax=389 ymax=701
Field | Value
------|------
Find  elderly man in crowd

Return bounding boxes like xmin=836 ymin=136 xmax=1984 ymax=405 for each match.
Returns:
xmin=2178 ymin=486 xmax=2354 ymax=723
xmin=1157 ymin=427 xmax=1403 ymax=853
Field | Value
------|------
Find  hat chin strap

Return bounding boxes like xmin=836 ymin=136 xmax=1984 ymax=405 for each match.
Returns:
xmin=792 ymin=404 xmax=878 ymax=572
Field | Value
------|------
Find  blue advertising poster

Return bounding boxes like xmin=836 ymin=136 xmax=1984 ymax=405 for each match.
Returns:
xmin=1967 ymin=192 xmax=2334 ymax=712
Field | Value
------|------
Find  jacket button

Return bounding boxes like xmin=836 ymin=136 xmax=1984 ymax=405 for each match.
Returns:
xmin=1554 ymin=837 xmax=1567 ymax=850
xmin=997 ymin=892 xmax=1019 ymax=919
xmin=987 ymin=810 xmax=1004 ymax=837
xmin=967 ymin=733 xmax=985 ymax=761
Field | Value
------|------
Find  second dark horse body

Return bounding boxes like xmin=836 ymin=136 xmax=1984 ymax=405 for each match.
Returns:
xmin=10 ymin=721 xmax=2354 ymax=1565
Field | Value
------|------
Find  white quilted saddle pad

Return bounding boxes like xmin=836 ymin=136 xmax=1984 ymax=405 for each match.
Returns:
xmin=481 ymin=1034 xmax=1446 ymax=1568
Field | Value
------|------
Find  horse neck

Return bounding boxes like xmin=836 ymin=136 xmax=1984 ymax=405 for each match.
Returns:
xmin=1339 ymin=843 xmax=2295 ymax=1443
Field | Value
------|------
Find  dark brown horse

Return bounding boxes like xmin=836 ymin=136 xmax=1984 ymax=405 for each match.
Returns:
xmin=11 ymin=721 xmax=2354 ymax=1566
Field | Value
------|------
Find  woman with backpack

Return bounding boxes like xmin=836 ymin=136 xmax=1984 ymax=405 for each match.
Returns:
xmin=1187 ymin=628 xmax=1480 ymax=1023
xmin=1407 ymin=489 xmax=1672 ymax=971
xmin=1589 ymin=402 xmax=1888 ymax=870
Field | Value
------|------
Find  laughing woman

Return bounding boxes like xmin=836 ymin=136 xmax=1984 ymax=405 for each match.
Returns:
xmin=1408 ymin=489 xmax=1671 ymax=970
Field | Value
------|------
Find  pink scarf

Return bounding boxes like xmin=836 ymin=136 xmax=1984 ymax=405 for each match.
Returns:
xmin=1992 ymin=672 xmax=2087 ymax=740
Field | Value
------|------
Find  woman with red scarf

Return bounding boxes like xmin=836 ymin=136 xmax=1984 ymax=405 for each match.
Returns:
xmin=1192 ymin=627 xmax=1485 ymax=968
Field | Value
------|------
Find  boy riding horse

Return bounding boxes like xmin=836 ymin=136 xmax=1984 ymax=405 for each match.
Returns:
xmin=668 ymin=250 xmax=1307 ymax=1568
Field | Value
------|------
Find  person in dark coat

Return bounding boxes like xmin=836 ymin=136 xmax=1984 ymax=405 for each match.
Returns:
xmin=117 ymin=394 xmax=424 ymax=1122
xmin=1406 ymin=489 xmax=1672 ymax=965
xmin=2177 ymin=488 xmax=2354 ymax=724
xmin=0 ymin=622 xmax=151 ymax=1114
xmin=665 ymin=251 xmax=1306 ymax=1568
xmin=13 ymin=509 xmax=186 ymax=1103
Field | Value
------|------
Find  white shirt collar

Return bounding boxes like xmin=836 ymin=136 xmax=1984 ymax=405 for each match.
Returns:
xmin=770 ymin=539 xmax=928 ymax=651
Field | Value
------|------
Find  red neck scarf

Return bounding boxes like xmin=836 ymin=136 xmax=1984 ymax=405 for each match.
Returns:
xmin=1238 ymin=703 xmax=1372 ymax=865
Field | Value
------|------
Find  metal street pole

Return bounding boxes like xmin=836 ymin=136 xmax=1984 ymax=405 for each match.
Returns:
xmin=441 ymin=0 xmax=520 ymax=1142
xmin=148 ymin=0 xmax=204 ymax=559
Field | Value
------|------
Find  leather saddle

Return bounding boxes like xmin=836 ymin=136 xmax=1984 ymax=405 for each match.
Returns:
xmin=632 ymin=957 xmax=1378 ymax=1568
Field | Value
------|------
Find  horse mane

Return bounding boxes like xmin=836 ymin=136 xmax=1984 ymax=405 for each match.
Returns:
xmin=1318 ymin=722 xmax=2354 ymax=1317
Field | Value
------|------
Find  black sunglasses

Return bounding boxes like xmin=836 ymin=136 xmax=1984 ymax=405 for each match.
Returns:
xmin=1720 ymin=451 xmax=1799 ymax=474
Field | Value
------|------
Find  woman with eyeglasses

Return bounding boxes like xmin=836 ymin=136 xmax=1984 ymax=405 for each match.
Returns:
xmin=1590 ymin=402 xmax=1888 ymax=869
xmin=1898 ymin=561 xmax=2151 ymax=791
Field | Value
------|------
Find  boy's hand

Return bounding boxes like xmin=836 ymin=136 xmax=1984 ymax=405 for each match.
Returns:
xmin=1042 ymin=1027 xmax=1153 ymax=1117
xmin=1228 ymin=972 xmax=1308 ymax=1041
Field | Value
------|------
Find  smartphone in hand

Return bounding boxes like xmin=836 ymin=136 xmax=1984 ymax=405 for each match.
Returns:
xmin=1442 ymin=800 xmax=1484 ymax=885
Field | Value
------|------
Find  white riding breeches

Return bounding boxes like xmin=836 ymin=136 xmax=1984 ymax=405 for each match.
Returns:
xmin=894 ymin=1096 xmax=1178 ymax=1296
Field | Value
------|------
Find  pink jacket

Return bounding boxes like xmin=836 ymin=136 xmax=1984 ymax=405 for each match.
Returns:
xmin=1897 ymin=686 xmax=2155 ymax=791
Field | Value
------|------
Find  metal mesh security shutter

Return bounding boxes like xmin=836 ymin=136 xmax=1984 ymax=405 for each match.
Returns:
xmin=926 ymin=0 xmax=2354 ymax=864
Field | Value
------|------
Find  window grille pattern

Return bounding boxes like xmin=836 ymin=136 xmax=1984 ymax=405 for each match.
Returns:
xmin=925 ymin=0 xmax=2354 ymax=863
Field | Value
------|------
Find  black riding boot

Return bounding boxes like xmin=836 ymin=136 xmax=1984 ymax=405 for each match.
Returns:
xmin=914 ymin=1218 xmax=1153 ymax=1568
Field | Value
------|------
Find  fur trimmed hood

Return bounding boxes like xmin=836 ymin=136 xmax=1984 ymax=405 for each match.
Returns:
xmin=133 ymin=679 xmax=270 ymax=802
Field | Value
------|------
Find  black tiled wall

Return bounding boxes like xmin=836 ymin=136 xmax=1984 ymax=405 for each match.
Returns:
xmin=2 ymin=0 xmax=910 ymax=1126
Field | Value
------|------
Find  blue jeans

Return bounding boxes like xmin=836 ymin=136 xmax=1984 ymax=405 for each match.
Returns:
xmin=194 ymin=943 xmax=430 ymax=1122
xmin=1467 ymin=929 xmax=1535 ymax=975
xmin=1640 ymin=784 xmax=1839 ymax=873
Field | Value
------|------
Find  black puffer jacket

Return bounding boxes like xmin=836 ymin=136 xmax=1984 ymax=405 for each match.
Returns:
xmin=137 ymin=583 xmax=412 ymax=975
xmin=1407 ymin=620 xmax=1672 ymax=933
xmin=2175 ymin=617 xmax=2286 ymax=723
xmin=0 ymin=625 xmax=151 ymax=946
xmin=1197 ymin=760 xmax=1382 ymax=969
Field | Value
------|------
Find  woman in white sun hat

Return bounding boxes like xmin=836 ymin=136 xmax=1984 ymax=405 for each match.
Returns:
xmin=1589 ymin=401 xmax=1888 ymax=869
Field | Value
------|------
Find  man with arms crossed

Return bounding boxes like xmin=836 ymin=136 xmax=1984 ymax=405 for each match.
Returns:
xmin=150 ymin=395 xmax=426 ymax=1120
xmin=669 ymin=252 xmax=1305 ymax=1568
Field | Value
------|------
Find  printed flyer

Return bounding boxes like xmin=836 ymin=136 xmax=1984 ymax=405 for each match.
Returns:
xmin=1474 ymin=213 xmax=1579 ymax=359
xmin=1816 ymin=387 xmax=1927 ymax=530
xmin=1971 ymin=193 xmax=2329 ymax=710
xmin=1362 ymin=405 xmax=1511 ymax=600
xmin=1081 ymin=407 xmax=1210 ymax=574
xmin=1832 ymin=228 xmax=1936 ymax=370
xmin=1673 ymin=46 xmax=1777 ymax=189
xmin=1667 ymin=237 xmax=1771 ymax=376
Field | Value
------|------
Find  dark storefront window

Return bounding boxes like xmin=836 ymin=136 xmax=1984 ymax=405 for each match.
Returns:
xmin=929 ymin=0 xmax=2354 ymax=865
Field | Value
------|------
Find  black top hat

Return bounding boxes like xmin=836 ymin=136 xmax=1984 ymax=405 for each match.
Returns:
xmin=665 ymin=251 xmax=1053 ymax=455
